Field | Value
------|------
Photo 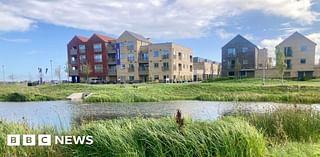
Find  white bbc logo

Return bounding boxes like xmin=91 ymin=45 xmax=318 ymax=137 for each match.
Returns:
xmin=7 ymin=134 xmax=51 ymax=146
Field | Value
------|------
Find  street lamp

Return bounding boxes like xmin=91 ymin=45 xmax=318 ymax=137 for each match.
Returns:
xmin=50 ymin=60 xmax=53 ymax=82
xmin=2 ymin=65 xmax=5 ymax=83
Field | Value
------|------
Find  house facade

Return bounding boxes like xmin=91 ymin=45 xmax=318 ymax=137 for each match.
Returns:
xmin=67 ymin=31 xmax=193 ymax=83
xmin=193 ymin=57 xmax=220 ymax=81
xmin=276 ymin=32 xmax=317 ymax=80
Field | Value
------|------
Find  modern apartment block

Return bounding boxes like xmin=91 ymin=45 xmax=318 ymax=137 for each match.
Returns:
xmin=276 ymin=32 xmax=317 ymax=80
xmin=67 ymin=31 xmax=193 ymax=83
xmin=193 ymin=57 xmax=220 ymax=81
xmin=221 ymin=35 xmax=268 ymax=77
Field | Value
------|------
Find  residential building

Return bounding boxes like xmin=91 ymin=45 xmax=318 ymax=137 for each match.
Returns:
xmin=67 ymin=31 xmax=193 ymax=83
xmin=276 ymin=32 xmax=317 ymax=80
xmin=221 ymin=35 xmax=268 ymax=77
xmin=67 ymin=34 xmax=115 ymax=83
xmin=193 ymin=57 xmax=220 ymax=81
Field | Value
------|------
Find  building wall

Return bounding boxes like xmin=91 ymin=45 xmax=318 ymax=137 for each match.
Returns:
xmin=193 ymin=61 xmax=220 ymax=81
xmin=221 ymin=35 xmax=258 ymax=77
xmin=276 ymin=33 xmax=316 ymax=78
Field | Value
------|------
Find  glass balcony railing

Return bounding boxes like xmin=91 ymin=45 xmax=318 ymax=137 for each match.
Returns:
xmin=70 ymin=49 xmax=77 ymax=55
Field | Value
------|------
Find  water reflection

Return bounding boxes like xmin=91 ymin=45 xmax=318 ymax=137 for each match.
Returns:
xmin=0 ymin=101 xmax=318 ymax=130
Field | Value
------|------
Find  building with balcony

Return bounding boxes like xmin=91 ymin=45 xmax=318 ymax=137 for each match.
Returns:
xmin=193 ymin=57 xmax=220 ymax=81
xmin=276 ymin=32 xmax=317 ymax=80
xmin=67 ymin=34 xmax=115 ymax=83
xmin=221 ymin=35 xmax=269 ymax=77
xmin=68 ymin=31 xmax=193 ymax=83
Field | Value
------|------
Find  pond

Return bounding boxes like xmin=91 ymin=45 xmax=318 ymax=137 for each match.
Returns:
xmin=0 ymin=101 xmax=319 ymax=130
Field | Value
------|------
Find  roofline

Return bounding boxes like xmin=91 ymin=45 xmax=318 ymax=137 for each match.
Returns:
xmin=222 ymin=34 xmax=258 ymax=49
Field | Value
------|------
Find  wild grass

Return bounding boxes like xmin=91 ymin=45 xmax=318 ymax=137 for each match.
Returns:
xmin=1 ymin=78 xmax=320 ymax=103
xmin=0 ymin=117 xmax=266 ymax=157
xmin=234 ymin=107 xmax=320 ymax=143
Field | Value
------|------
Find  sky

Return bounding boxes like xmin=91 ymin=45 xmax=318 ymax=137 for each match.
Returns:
xmin=0 ymin=0 xmax=320 ymax=81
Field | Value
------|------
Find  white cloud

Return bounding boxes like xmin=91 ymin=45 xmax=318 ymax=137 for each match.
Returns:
xmin=307 ymin=33 xmax=320 ymax=64
xmin=0 ymin=37 xmax=31 ymax=43
xmin=0 ymin=0 xmax=318 ymax=38
xmin=260 ymin=37 xmax=284 ymax=57
xmin=215 ymin=29 xmax=235 ymax=39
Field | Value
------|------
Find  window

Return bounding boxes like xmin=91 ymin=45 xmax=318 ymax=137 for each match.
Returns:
xmin=284 ymin=72 xmax=291 ymax=77
xmin=80 ymin=55 xmax=86 ymax=63
xmin=284 ymin=47 xmax=292 ymax=57
xmin=127 ymin=41 xmax=134 ymax=50
xmin=94 ymin=43 xmax=102 ymax=52
xmin=286 ymin=59 xmax=292 ymax=69
xmin=120 ymin=53 xmax=126 ymax=59
xmin=129 ymin=76 xmax=134 ymax=81
xmin=154 ymin=63 xmax=159 ymax=68
xmin=95 ymin=64 xmax=103 ymax=73
xmin=300 ymin=45 xmax=307 ymax=52
xmin=154 ymin=75 xmax=159 ymax=80
xmin=227 ymin=48 xmax=236 ymax=57
xmin=153 ymin=51 xmax=159 ymax=57
xmin=190 ymin=65 xmax=193 ymax=72
xmin=94 ymin=54 xmax=102 ymax=62
xmin=128 ymin=64 xmax=134 ymax=72
xmin=128 ymin=53 xmax=135 ymax=61
xmin=72 ymin=66 xmax=77 ymax=71
xmin=71 ymin=56 xmax=77 ymax=62
xmin=121 ymin=64 xmax=126 ymax=70
xmin=228 ymin=71 xmax=235 ymax=76
xmin=79 ymin=44 xmax=86 ymax=53
xmin=162 ymin=50 xmax=170 ymax=59
xmin=243 ymin=60 xmax=248 ymax=64
xmin=300 ymin=59 xmax=306 ymax=64
xmin=163 ymin=62 xmax=169 ymax=71
xmin=242 ymin=47 xmax=248 ymax=53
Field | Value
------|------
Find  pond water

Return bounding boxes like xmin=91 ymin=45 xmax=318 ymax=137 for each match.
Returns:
xmin=0 ymin=101 xmax=318 ymax=130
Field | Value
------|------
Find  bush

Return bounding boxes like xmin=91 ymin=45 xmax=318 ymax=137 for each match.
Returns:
xmin=5 ymin=92 xmax=27 ymax=102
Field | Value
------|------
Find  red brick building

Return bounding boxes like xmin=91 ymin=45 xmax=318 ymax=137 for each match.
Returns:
xmin=67 ymin=34 xmax=116 ymax=83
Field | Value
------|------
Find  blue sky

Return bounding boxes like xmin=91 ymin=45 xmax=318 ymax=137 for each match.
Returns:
xmin=0 ymin=0 xmax=320 ymax=80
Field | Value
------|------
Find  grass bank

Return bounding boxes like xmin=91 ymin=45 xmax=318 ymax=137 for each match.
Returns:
xmin=1 ymin=78 xmax=320 ymax=103
xmin=1 ymin=107 xmax=320 ymax=156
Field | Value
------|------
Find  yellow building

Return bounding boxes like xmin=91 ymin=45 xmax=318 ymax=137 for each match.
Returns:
xmin=116 ymin=31 xmax=193 ymax=83
xmin=193 ymin=57 xmax=220 ymax=81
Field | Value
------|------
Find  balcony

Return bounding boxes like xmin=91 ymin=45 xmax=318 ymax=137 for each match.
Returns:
xmin=139 ymin=68 xmax=149 ymax=75
xmin=94 ymin=48 xmax=102 ymax=53
xmin=138 ymin=57 xmax=149 ymax=63
xmin=162 ymin=55 xmax=170 ymax=60
xmin=70 ymin=60 xmax=77 ymax=65
xmin=70 ymin=49 xmax=77 ymax=55
xmin=128 ymin=68 xmax=135 ymax=72
xmin=108 ymin=69 xmax=117 ymax=76
xmin=162 ymin=67 xmax=170 ymax=71
xmin=69 ymin=70 xmax=78 ymax=76
xmin=108 ymin=58 xmax=116 ymax=64
xmin=79 ymin=49 xmax=86 ymax=54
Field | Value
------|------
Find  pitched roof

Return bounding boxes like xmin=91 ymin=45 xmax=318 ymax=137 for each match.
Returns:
xmin=75 ymin=35 xmax=89 ymax=42
xmin=94 ymin=34 xmax=116 ymax=42
xmin=222 ymin=34 xmax=258 ymax=49
xmin=277 ymin=32 xmax=317 ymax=46
xmin=125 ymin=31 xmax=151 ymax=43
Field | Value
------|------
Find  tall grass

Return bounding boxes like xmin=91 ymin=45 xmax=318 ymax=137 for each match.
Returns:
xmin=235 ymin=107 xmax=320 ymax=143
xmin=67 ymin=117 xmax=266 ymax=157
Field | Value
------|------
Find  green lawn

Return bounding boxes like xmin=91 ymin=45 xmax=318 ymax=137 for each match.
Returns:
xmin=1 ymin=78 xmax=320 ymax=103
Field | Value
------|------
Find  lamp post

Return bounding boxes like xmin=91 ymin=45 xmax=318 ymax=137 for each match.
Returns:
xmin=50 ymin=60 xmax=53 ymax=82
xmin=1 ymin=65 xmax=5 ymax=83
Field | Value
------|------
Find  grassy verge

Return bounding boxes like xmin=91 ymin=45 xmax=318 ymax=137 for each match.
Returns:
xmin=1 ymin=107 xmax=319 ymax=156
xmin=1 ymin=78 xmax=320 ymax=103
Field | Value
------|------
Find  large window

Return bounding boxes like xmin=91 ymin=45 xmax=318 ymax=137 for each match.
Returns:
xmin=129 ymin=76 xmax=134 ymax=81
xmin=227 ymin=48 xmax=236 ymax=57
xmin=128 ymin=64 xmax=134 ymax=72
xmin=95 ymin=64 xmax=103 ymax=73
xmin=94 ymin=54 xmax=102 ymax=62
xmin=284 ymin=47 xmax=293 ymax=57
xmin=79 ymin=44 xmax=86 ymax=53
xmin=286 ymin=59 xmax=292 ymax=69
xmin=154 ymin=63 xmax=159 ymax=68
xmin=128 ymin=53 xmax=135 ymax=61
xmin=80 ymin=55 xmax=86 ymax=63
xmin=94 ymin=43 xmax=102 ymax=52
xmin=162 ymin=50 xmax=170 ymax=59
xmin=153 ymin=51 xmax=159 ymax=57
xmin=163 ymin=62 xmax=169 ymax=71
xmin=242 ymin=47 xmax=248 ymax=53
xmin=127 ymin=41 xmax=134 ymax=50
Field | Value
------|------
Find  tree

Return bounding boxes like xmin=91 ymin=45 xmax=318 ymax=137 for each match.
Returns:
xmin=80 ymin=62 xmax=92 ymax=83
xmin=276 ymin=47 xmax=287 ymax=85
xmin=234 ymin=58 xmax=241 ymax=79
